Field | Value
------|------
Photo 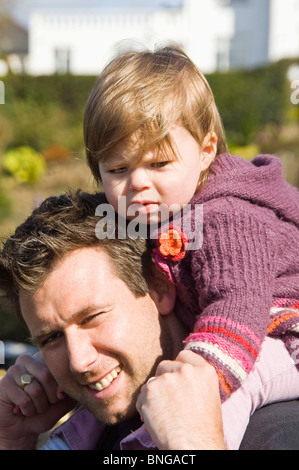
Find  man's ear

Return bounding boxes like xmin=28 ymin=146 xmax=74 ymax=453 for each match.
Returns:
xmin=149 ymin=265 xmax=176 ymax=316
xmin=200 ymin=131 xmax=218 ymax=171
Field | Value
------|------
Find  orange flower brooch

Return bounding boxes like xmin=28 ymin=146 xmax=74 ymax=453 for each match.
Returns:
xmin=156 ymin=226 xmax=188 ymax=262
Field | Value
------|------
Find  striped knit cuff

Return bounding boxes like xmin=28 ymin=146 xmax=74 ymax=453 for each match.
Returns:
xmin=268 ymin=298 xmax=299 ymax=336
xmin=184 ymin=317 xmax=262 ymax=402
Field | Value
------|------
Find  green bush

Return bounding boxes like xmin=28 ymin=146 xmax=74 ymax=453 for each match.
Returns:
xmin=0 ymin=296 xmax=28 ymax=343
xmin=0 ymin=187 xmax=13 ymax=221
xmin=207 ymin=59 xmax=292 ymax=146
xmin=1 ymin=74 xmax=96 ymax=154
xmin=2 ymin=146 xmax=46 ymax=183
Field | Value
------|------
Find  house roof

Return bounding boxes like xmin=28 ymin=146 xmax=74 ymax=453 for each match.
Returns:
xmin=0 ymin=16 xmax=28 ymax=55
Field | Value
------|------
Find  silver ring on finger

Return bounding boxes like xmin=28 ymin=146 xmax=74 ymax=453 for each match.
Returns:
xmin=146 ymin=377 xmax=156 ymax=385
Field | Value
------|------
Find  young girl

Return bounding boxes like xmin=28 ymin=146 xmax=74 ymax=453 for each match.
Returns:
xmin=84 ymin=46 xmax=299 ymax=448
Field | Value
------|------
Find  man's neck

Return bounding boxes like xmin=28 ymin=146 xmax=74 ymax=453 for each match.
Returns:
xmin=165 ymin=311 xmax=189 ymax=359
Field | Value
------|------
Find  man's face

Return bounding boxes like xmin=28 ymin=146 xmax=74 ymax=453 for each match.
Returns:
xmin=20 ymin=247 xmax=174 ymax=424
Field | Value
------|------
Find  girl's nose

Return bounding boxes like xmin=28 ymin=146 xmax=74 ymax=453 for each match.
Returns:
xmin=128 ymin=168 xmax=151 ymax=192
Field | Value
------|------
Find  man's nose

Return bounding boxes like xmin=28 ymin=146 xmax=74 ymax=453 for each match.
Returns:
xmin=66 ymin=329 xmax=98 ymax=374
xmin=128 ymin=167 xmax=151 ymax=192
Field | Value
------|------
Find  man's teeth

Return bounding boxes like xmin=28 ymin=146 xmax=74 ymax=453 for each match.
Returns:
xmin=88 ymin=366 xmax=121 ymax=391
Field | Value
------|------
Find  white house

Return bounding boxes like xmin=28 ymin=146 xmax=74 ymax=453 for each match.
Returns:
xmin=269 ymin=0 xmax=299 ymax=63
xmin=27 ymin=0 xmax=299 ymax=75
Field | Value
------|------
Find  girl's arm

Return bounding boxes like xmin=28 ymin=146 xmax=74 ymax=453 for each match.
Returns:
xmin=185 ymin=201 xmax=277 ymax=401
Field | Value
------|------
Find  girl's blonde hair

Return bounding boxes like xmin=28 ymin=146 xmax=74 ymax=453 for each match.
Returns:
xmin=84 ymin=45 xmax=228 ymax=185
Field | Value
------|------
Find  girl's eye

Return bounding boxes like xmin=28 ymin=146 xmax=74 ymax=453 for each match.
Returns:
xmin=151 ymin=161 xmax=169 ymax=169
xmin=109 ymin=167 xmax=128 ymax=174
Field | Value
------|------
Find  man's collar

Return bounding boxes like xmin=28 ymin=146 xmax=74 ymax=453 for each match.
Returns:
xmin=49 ymin=406 xmax=157 ymax=450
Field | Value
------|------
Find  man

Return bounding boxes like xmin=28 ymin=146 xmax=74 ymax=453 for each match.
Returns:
xmin=0 ymin=191 xmax=224 ymax=450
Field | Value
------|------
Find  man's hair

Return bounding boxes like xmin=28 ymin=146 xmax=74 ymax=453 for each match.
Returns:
xmin=84 ymin=45 xmax=228 ymax=186
xmin=0 ymin=191 xmax=151 ymax=314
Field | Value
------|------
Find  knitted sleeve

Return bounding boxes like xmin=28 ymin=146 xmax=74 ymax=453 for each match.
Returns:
xmin=184 ymin=198 xmax=278 ymax=402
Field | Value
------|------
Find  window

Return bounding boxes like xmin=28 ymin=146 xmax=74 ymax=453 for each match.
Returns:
xmin=54 ymin=48 xmax=71 ymax=74
xmin=229 ymin=33 xmax=249 ymax=69
xmin=216 ymin=37 xmax=230 ymax=71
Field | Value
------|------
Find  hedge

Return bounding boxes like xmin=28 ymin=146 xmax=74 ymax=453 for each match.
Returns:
xmin=0 ymin=74 xmax=97 ymax=154
xmin=207 ymin=59 xmax=293 ymax=146
xmin=0 ymin=58 xmax=298 ymax=155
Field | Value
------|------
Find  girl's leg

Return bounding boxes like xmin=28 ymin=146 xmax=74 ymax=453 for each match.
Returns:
xmin=221 ymin=336 xmax=299 ymax=449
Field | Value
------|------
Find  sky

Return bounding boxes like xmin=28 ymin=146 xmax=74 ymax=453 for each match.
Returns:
xmin=10 ymin=0 xmax=183 ymax=27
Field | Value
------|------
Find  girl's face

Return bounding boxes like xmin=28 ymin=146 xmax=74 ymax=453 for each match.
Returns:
xmin=99 ymin=125 xmax=217 ymax=224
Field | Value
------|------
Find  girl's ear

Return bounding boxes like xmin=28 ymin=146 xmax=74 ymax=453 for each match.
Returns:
xmin=149 ymin=265 xmax=176 ymax=316
xmin=200 ymin=131 xmax=218 ymax=171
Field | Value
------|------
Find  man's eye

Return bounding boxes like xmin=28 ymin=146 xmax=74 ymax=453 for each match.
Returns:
xmin=41 ymin=332 xmax=63 ymax=347
xmin=81 ymin=313 xmax=102 ymax=326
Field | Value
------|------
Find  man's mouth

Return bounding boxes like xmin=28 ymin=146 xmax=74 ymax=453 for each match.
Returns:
xmin=88 ymin=366 xmax=122 ymax=391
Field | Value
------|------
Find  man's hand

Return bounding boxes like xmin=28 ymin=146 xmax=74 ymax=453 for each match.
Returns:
xmin=136 ymin=350 xmax=225 ymax=450
xmin=0 ymin=353 xmax=76 ymax=450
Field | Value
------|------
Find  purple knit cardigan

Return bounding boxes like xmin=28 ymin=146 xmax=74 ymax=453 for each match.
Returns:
xmin=151 ymin=153 xmax=299 ymax=401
